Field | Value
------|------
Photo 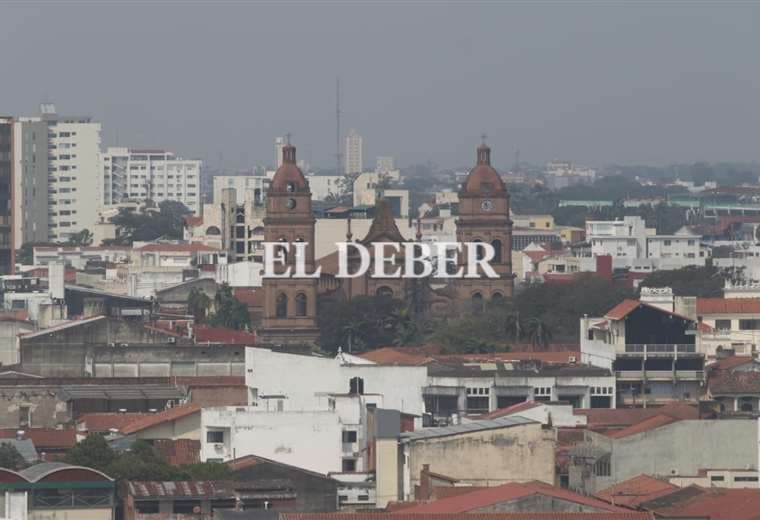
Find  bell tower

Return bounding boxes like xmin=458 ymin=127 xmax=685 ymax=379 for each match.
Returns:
xmin=259 ymin=139 xmax=320 ymax=345
xmin=455 ymin=139 xmax=513 ymax=306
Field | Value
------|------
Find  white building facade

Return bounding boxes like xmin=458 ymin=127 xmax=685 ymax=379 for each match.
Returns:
xmin=345 ymin=129 xmax=363 ymax=176
xmin=102 ymin=147 xmax=201 ymax=214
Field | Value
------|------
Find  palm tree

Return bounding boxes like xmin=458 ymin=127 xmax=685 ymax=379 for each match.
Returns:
xmin=526 ymin=317 xmax=553 ymax=350
xmin=187 ymin=288 xmax=211 ymax=321
xmin=342 ymin=317 xmax=365 ymax=353
xmin=384 ymin=307 xmax=417 ymax=346
xmin=504 ymin=311 xmax=523 ymax=344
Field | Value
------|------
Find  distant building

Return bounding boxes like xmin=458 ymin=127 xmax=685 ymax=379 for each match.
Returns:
xmin=376 ymin=156 xmax=394 ymax=173
xmin=102 ymin=147 xmax=201 ymax=214
xmin=275 ymin=136 xmax=286 ymax=169
xmin=212 ymin=175 xmax=268 ymax=205
xmin=344 ymin=129 xmax=363 ymax=175
xmin=13 ymin=105 xmax=103 ymax=244
xmin=0 ymin=118 xmax=15 ymax=274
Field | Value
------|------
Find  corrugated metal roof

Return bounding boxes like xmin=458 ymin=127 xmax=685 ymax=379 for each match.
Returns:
xmin=59 ymin=384 xmax=185 ymax=401
xmin=400 ymin=415 xmax=535 ymax=442
xmin=127 ymin=479 xmax=294 ymax=498
xmin=0 ymin=439 xmax=38 ymax=463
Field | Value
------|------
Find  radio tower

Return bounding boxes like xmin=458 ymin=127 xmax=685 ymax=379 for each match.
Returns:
xmin=335 ymin=77 xmax=343 ymax=176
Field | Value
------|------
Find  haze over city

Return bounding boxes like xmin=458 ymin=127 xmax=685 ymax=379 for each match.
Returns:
xmin=3 ymin=1 xmax=760 ymax=169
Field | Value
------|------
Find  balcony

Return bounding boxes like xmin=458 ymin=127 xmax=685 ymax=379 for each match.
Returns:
xmin=616 ymin=370 xmax=704 ymax=381
xmin=622 ymin=344 xmax=698 ymax=356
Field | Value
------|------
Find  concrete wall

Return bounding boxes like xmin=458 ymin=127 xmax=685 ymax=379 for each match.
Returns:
xmin=570 ymin=419 xmax=758 ymax=494
xmin=0 ymin=320 xmax=34 ymax=366
xmin=0 ymin=384 xmax=69 ymax=428
xmin=246 ymin=349 xmax=427 ymax=416
xmin=201 ymin=407 xmax=343 ymax=474
xmin=404 ymin=422 xmax=555 ymax=498
xmin=136 ymin=412 xmax=200 ymax=441
xmin=375 ymin=438 xmax=400 ymax=508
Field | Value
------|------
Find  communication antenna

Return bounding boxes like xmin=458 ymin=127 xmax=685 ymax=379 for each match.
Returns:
xmin=336 ymin=77 xmax=343 ymax=176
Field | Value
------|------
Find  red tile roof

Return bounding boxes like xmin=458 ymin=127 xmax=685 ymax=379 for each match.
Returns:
xmin=194 ymin=326 xmax=257 ymax=345
xmin=232 ymin=287 xmax=263 ymax=307
xmin=641 ymin=486 xmax=760 ymax=520
xmin=709 ymin=371 xmax=760 ymax=395
xmin=697 ymin=298 xmax=760 ymax=315
xmin=596 ymin=475 xmax=679 ymax=508
xmin=606 ymin=414 xmax=680 ymax=439
xmin=137 ymin=243 xmax=218 ymax=253
xmin=121 ymin=403 xmax=200 ymax=435
xmin=287 ymin=515 xmax=651 ymax=520
xmin=708 ymin=356 xmax=756 ymax=372
xmin=574 ymin=403 xmax=699 ymax=433
xmin=77 ymin=412 xmax=153 ymax=433
xmin=604 ymin=299 xmax=641 ymax=320
xmin=173 ymin=376 xmax=246 ymax=387
xmin=398 ymin=481 xmax=631 ymax=514
xmin=360 ymin=346 xmax=581 ymax=366
xmin=0 ymin=428 xmax=76 ymax=450
xmin=481 ymin=401 xmax=541 ymax=420
xmin=184 ymin=215 xmax=203 ymax=227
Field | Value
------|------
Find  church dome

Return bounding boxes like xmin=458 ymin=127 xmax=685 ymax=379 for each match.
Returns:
xmin=461 ymin=143 xmax=506 ymax=195
xmin=270 ymin=143 xmax=309 ymax=192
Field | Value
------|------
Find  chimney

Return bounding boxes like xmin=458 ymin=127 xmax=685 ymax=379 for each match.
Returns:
xmin=417 ymin=464 xmax=432 ymax=500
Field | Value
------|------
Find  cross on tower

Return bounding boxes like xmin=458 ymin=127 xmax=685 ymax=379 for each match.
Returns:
xmin=284 ymin=132 xmax=292 ymax=145
xmin=481 ymin=133 xmax=488 ymax=146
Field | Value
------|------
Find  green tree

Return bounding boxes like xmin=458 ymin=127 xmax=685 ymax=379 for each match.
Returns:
xmin=179 ymin=462 xmax=232 ymax=480
xmin=639 ymin=265 xmax=729 ymax=297
xmin=0 ymin=443 xmax=27 ymax=470
xmin=187 ymin=288 xmax=212 ymax=321
xmin=526 ymin=317 xmax=553 ymax=350
xmin=107 ymin=200 xmax=191 ymax=245
xmin=317 ymin=296 xmax=406 ymax=354
xmin=64 ymin=433 xmax=116 ymax=471
xmin=208 ymin=284 xmax=251 ymax=330
xmin=67 ymin=229 xmax=94 ymax=246
xmin=16 ymin=242 xmax=59 ymax=265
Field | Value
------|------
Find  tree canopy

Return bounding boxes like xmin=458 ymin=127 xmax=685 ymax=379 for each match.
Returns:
xmin=0 ymin=443 xmax=27 ymax=470
xmin=207 ymin=283 xmax=250 ymax=330
xmin=106 ymin=200 xmax=191 ymax=245
xmin=639 ymin=264 xmax=731 ymax=297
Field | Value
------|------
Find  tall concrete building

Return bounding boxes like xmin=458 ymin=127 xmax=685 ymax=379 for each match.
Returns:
xmin=102 ymin=147 xmax=201 ymax=214
xmin=13 ymin=105 xmax=102 ymax=245
xmin=0 ymin=118 xmax=15 ymax=273
xmin=275 ymin=136 xmax=286 ymax=170
xmin=344 ymin=129 xmax=363 ymax=175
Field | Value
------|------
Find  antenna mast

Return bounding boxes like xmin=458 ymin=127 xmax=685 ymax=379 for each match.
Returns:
xmin=335 ymin=77 xmax=343 ymax=176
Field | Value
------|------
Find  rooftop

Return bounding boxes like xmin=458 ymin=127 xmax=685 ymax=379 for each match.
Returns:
xmin=121 ymin=403 xmax=201 ymax=435
xmin=640 ymin=486 xmax=760 ymax=520
xmin=595 ymin=474 xmax=680 ymax=508
xmin=401 ymin=415 xmax=536 ymax=442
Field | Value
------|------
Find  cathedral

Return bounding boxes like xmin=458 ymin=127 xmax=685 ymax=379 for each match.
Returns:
xmin=258 ymin=140 xmax=513 ymax=346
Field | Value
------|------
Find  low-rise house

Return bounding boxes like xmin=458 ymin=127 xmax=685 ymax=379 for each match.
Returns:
xmin=0 ymin=428 xmax=76 ymax=461
xmin=120 ymin=403 xmax=201 ymax=441
xmin=595 ymin=474 xmax=680 ymax=509
xmin=706 ymin=355 xmax=760 ymax=413
xmin=637 ymin=486 xmax=760 ymax=520
xmin=0 ymin=463 xmax=116 ymax=520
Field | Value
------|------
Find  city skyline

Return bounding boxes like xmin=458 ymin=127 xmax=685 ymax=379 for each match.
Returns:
xmin=3 ymin=2 xmax=760 ymax=171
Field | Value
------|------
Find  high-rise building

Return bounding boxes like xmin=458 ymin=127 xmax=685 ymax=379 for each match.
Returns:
xmin=0 ymin=118 xmax=15 ymax=273
xmin=275 ymin=136 xmax=285 ymax=170
xmin=376 ymin=156 xmax=394 ymax=173
xmin=102 ymin=147 xmax=201 ymax=214
xmin=13 ymin=106 xmax=102 ymax=245
xmin=344 ymin=129 xmax=363 ymax=175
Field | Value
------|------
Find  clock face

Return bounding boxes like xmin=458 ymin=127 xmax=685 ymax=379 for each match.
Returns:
xmin=286 ymin=198 xmax=297 ymax=210
xmin=481 ymin=199 xmax=494 ymax=212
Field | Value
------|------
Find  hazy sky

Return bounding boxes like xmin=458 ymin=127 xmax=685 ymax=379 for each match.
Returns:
xmin=2 ymin=1 xmax=759 ymax=171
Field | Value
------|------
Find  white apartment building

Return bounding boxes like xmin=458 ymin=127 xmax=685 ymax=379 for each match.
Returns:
xmin=212 ymin=175 xmax=268 ymax=205
xmin=102 ymin=147 xmax=201 ymax=214
xmin=14 ymin=106 xmax=103 ymax=244
xmin=586 ymin=216 xmax=708 ymax=269
xmin=275 ymin=136 xmax=285 ymax=169
xmin=345 ymin=129 xmax=363 ymax=175
xmin=306 ymin=174 xmax=345 ymax=201
xmin=376 ymin=156 xmax=394 ymax=173
xmin=199 ymin=348 xmax=427 ymax=473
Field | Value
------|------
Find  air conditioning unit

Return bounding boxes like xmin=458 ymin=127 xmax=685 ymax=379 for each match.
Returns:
xmin=568 ymin=356 xmax=577 ymax=364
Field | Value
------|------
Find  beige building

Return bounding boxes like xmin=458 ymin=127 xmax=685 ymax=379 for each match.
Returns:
xmin=374 ymin=415 xmax=555 ymax=505
xmin=345 ymin=129 xmax=363 ymax=175
xmin=121 ymin=403 xmax=201 ymax=441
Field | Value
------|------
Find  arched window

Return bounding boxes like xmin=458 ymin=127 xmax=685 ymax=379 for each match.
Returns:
xmin=472 ymin=292 xmax=484 ymax=313
xmin=474 ymin=239 xmax=485 ymax=261
xmin=295 ymin=293 xmax=307 ymax=317
xmin=236 ymin=213 xmax=245 ymax=224
xmin=278 ymin=237 xmax=288 ymax=263
xmin=205 ymin=226 xmax=221 ymax=236
xmin=252 ymin=226 xmax=265 ymax=236
xmin=492 ymin=292 xmax=504 ymax=302
xmin=376 ymin=286 xmax=394 ymax=299
xmin=275 ymin=293 xmax=288 ymax=318
xmin=491 ymin=239 xmax=502 ymax=263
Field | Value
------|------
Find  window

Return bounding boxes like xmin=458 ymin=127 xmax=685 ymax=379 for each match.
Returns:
xmin=472 ymin=292 xmax=484 ymax=313
xmin=342 ymin=458 xmax=356 ymax=472
xmin=740 ymin=319 xmax=760 ymax=330
xmin=206 ymin=431 xmax=224 ymax=443
xmin=491 ymin=239 xmax=502 ymax=263
xmin=349 ymin=376 xmax=365 ymax=395
xmin=174 ymin=501 xmax=201 ymax=514
xmin=376 ymin=286 xmax=393 ymax=299
xmin=136 ymin=502 xmax=160 ymax=514
xmin=715 ymin=319 xmax=731 ymax=331
xmin=735 ymin=476 xmax=758 ymax=482
xmin=342 ymin=430 xmax=358 ymax=443
xmin=276 ymin=293 xmax=288 ymax=318
xmin=295 ymin=293 xmax=307 ymax=317
xmin=711 ymin=475 xmax=725 ymax=482
xmin=357 ymin=494 xmax=370 ymax=502
xmin=19 ymin=406 xmax=30 ymax=427
xmin=594 ymin=457 xmax=611 ymax=477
